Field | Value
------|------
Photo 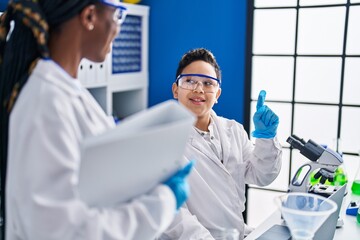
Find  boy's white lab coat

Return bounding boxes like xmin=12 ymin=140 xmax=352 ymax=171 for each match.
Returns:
xmin=6 ymin=59 xmax=176 ymax=240
xmin=160 ymin=111 xmax=282 ymax=240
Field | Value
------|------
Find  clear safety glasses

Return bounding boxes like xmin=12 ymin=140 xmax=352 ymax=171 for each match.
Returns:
xmin=176 ymin=74 xmax=221 ymax=93
xmin=99 ymin=0 xmax=128 ymax=25
xmin=113 ymin=6 xmax=127 ymax=25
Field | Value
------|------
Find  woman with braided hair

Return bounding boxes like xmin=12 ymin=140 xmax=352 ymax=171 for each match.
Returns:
xmin=0 ymin=1 xmax=192 ymax=239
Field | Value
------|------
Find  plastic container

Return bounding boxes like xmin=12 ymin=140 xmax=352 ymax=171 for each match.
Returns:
xmin=275 ymin=192 xmax=337 ymax=240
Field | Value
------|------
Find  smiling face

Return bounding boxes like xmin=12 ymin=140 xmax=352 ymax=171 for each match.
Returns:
xmin=173 ymin=60 xmax=222 ymax=129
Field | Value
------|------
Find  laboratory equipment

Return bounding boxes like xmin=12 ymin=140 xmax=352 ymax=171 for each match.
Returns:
xmin=310 ymin=166 xmax=348 ymax=187
xmin=286 ymin=134 xmax=347 ymax=236
xmin=352 ymin=180 xmax=360 ymax=195
xmin=351 ymin=155 xmax=360 ymax=195
xmin=286 ymin=135 xmax=343 ymax=193
xmin=255 ymin=183 xmax=346 ymax=240
xmin=346 ymin=200 xmax=359 ymax=216
xmin=275 ymin=192 xmax=337 ymax=240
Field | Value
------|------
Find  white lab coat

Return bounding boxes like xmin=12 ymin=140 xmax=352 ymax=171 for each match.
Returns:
xmin=6 ymin=59 xmax=176 ymax=240
xmin=159 ymin=111 xmax=282 ymax=240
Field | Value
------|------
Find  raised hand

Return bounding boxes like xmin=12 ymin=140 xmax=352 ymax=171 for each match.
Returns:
xmin=252 ymin=90 xmax=279 ymax=139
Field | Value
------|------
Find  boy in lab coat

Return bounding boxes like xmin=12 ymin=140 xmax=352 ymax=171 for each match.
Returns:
xmin=159 ymin=48 xmax=282 ymax=239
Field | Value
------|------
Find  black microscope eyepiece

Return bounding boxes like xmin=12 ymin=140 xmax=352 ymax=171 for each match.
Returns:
xmin=287 ymin=135 xmax=325 ymax=162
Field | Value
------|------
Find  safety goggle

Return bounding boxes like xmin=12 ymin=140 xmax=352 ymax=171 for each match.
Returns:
xmin=176 ymin=74 xmax=221 ymax=93
xmin=113 ymin=7 xmax=127 ymax=25
xmin=99 ymin=0 xmax=127 ymax=25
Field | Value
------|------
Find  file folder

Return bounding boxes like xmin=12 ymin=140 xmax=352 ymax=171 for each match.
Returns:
xmin=78 ymin=100 xmax=195 ymax=207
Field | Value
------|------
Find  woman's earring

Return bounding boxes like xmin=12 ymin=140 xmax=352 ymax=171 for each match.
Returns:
xmin=215 ymin=99 xmax=218 ymax=104
xmin=88 ymin=24 xmax=94 ymax=31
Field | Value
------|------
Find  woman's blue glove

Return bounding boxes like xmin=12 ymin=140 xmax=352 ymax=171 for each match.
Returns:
xmin=251 ymin=90 xmax=279 ymax=139
xmin=163 ymin=160 xmax=194 ymax=210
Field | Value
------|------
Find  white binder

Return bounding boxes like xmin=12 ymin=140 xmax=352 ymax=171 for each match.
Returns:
xmin=78 ymin=100 xmax=195 ymax=207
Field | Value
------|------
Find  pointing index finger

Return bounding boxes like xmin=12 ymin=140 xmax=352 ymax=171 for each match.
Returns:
xmin=180 ymin=160 xmax=195 ymax=177
xmin=256 ymin=90 xmax=266 ymax=110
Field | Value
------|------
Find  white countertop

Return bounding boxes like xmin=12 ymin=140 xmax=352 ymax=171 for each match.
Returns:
xmin=245 ymin=192 xmax=360 ymax=240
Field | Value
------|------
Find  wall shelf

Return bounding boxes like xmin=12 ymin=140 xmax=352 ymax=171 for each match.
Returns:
xmin=78 ymin=3 xmax=149 ymax=119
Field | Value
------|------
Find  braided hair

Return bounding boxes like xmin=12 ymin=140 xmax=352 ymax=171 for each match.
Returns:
xmin=0 ymin=0 xmax=98 ymax=236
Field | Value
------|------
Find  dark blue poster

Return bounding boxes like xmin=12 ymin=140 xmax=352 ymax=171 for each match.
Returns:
xmin=0 ymin=0 xmax=8 ymax=12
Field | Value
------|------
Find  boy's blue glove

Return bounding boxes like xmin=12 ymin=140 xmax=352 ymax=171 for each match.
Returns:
xmin=252 ymin=90 xmax=279 ymax=139
xmin=163 ymin=160 xmax=194 ymax=210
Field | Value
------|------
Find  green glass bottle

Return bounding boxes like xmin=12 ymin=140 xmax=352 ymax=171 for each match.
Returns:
xmin=352 ymin=160 xmax=360 ymax=195
xmin=334 ymin=167 xmax=348 ymax=186
xmin=351 ymin=180 xmax=360 ymax=195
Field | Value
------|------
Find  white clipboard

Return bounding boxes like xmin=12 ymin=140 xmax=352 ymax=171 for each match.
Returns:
xmin=78 ymin=100 xmax=195 ymax=207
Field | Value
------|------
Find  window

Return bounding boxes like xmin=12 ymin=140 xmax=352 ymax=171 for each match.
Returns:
xmin=245 ymin=0 xmax=360 ymax=228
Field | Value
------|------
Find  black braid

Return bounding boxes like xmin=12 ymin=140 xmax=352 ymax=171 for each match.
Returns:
xmin=0 ymin=0 xmax=99 ymax=237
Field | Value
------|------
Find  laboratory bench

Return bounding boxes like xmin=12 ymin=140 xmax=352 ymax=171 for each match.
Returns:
xmin=245 ymin=192 xmax=360 ymax=240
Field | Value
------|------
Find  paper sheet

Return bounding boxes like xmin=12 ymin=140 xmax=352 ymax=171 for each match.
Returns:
xmin=78 ymin=100 xmax=195 ymax=207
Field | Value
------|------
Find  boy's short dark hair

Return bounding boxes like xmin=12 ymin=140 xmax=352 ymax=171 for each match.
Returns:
xmin=176 ymin=48 xmax=222 ymax=81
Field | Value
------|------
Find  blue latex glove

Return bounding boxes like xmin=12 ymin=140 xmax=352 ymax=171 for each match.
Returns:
xmin=163 ymin=160 xmax=194 ymax=210
xmin=251 ymin=90 xmax=279 ymax=139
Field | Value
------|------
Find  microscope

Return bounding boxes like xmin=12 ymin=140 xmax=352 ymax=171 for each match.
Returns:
xmin=255 ymin=135 xmax=347 ymax=240
xmin=286 ymin=135 xmax=347 ymax=231
xmin=286 ymin=135 xmax=343 ymax=195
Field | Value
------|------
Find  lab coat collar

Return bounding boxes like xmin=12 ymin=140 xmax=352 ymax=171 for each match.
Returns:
xmin=33 ymin=59 xmax=83 ymax=97
xmin=190 ymin=127 xmax=216 ymax=164
xmin=32 ymin=59 xmax=114 ymax=128
xmin=189 ymin=110 xmax=232 ymax=173
xmin=210 ymin=110 xmax=231 ymax=166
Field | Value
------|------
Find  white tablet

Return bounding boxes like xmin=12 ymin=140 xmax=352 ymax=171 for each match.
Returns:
xmin=78 ymin=100 xmax=195 ymax=207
